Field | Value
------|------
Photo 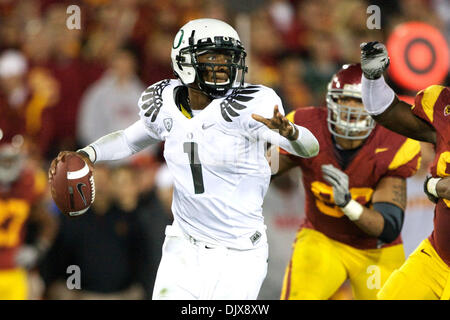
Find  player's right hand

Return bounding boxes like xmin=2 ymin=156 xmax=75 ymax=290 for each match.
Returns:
xmin=252 ymin=105 xmax=299 ymax=140
xmin=321 ymin=164 xmax=352 ymax=208
xmin=360 ymin=41 xmax=390 ymax=80
xmin=48 ymin=151 xmax=94 ymax=182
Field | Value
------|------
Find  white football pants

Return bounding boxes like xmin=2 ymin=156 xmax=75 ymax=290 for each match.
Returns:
xmin=152 ymin=222 xmax=268 ymax=300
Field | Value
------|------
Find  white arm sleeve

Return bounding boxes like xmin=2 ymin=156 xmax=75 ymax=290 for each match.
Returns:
xmin=361 ymin=74 xmax=396 ymax=115
xmin=250 ymin=123 xmax=320 ymax=158
xmin=88 ymin=120 xmax=161 ymax=162
xmin=244 ymin=88 xmax=319 ymax=158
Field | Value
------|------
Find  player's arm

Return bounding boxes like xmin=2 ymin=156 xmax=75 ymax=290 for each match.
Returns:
xmin=29 ymin=201 xmax=58 ymax=250
xmin=322 ymin=165 xmax=406 ymax=242
xmin=266 ymin=145 xmax=299 ymax=178
xmin=49 ymin=120 xmax=161 ymax=179
xmin=252 ymin=105 xmax=320 ymax=158
xmin=15 ymin=200 xmax=58 ymax=269
xmin=436 ymin=177 xmax=450 ymax=200
xmin=360 ymin=41 xmax=436 ymax=144
xmin=78 ymin=120 xmax=161 ymax=163
xmin=363 ymin=176 xmax=406 ymax=241
xmin=370 ymin=97 xmax=436 ymax=144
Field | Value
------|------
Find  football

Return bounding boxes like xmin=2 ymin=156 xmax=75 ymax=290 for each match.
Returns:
xmin=50 ymin=153 xmax=95 ymax=217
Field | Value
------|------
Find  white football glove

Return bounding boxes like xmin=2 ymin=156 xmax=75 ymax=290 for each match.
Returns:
xmin=15 ymin=245 xmax=41 ymax=269
xmin=322 ymin=164 xmax=351 ymax=208
xmin=360 ymin=41 xmax=390 ymax=80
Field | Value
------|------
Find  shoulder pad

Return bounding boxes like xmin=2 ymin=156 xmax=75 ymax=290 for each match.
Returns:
xmin=413 ymin=85 xmax=447 ymax=124
xmin=220 ymin=85 xmax=263 ymax=122
xmin=139 ymin=79 xmax=172 ymax=122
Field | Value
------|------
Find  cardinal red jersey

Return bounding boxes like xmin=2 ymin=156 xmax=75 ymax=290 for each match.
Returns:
xmin=412 ymin=85 xmax=450 ymax=266
xmin=281 ymin=107 xmax=421 ymax=250
xmin=0 ymin=167 xmax=46 ymax=269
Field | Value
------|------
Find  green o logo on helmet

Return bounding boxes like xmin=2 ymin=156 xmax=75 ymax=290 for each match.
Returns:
xmin=173 ymin=29 xmax=184 ymax=49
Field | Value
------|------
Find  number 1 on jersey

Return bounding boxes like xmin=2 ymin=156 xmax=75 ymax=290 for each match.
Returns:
xmin=183 ymin=142 xmax=205 ymax=194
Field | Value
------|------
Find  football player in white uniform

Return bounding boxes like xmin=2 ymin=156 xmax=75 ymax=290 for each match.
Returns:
xmin=49 ymin=18 xmax=320 ymax=300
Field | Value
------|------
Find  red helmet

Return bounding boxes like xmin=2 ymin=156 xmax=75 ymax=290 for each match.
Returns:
xmin=326 ymin=63 xmax=375 ymax=140
xmin=0 ymin=128 xmax=25 ymax=184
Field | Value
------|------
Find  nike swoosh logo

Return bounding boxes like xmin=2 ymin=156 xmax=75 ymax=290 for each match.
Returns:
xmin=202 ymin=123 xmax=215 ymax=130
xmin=77 ymin=183 xmax=87 ymax=206
xmin=420 ymin=248 xmax=431 ymax=257
xmin=375 ymin=148 xmax=388 ymax=153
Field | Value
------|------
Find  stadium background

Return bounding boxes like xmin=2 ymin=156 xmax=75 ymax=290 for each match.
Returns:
xmin=0 ymin=0 xmax=448 ymax=300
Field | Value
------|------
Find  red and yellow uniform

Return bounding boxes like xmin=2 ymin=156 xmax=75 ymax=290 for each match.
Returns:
xmin=0 ymin=167 xmax=46 ymax=299
xmin=378 ymin=85 xmax=450 ymax=300
xmin=280 ymin=107 xmax=420 ymax=300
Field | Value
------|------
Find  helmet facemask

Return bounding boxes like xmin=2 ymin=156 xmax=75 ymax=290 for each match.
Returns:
xmin=0 ymin=134 xmax=25 ymax=185
xmin=326 ymin=89 xmax=375 ymax=140
xmin=178 ymin=36 xmax=247 ymax=98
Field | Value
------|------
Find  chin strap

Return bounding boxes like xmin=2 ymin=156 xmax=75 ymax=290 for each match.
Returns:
xmin=186 ymin=83 xmax=219 ymax=101
xmin=186 ymin=83 xmax=203 ymax=93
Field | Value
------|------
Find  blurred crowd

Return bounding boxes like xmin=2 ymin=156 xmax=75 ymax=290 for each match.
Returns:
xmin=0 ymin=0 xmax=448 ymax=299
xmin=39 ymin=162 xmax=173 ymax=299
xmin=0 ymin=0 xmax=448 ymax=161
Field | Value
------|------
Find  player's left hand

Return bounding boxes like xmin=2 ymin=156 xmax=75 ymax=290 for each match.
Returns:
xmin=252 ymin=105 xmax=298 ymax=140
xmin=360 ymin=41 xmax=390 ymax=80
xmin=48 ymin=150 xmax=94 ymax=182
xmin=15 ymin=245 xmax=44 ymax=269
xmin=322 ymin=164 xmax=352 ymax=207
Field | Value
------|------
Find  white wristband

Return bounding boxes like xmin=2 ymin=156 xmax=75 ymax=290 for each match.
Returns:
xmin=342 ymin=199 xmax=364 ymax=221
xmin=427 ymin=177 xmax=442 ymax=198
xmin=288 ymin=121 xmax=297 ymax=139
xmin=361 ymin=75 xmax=396 ymax=116
xmin=78 ymin=145 xmax=97 ymax=163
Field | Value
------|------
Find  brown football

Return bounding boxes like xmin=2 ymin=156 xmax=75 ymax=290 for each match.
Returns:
xmin=50 ymin=153 xmax=95 ymax=217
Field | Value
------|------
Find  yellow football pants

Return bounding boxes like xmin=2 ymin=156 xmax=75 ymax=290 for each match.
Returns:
xmin=378 ymin=238 xmax=450 ymax=300
xmin=0 ymin=268 xmax=28 ymax=300
xmin=281 ymin=228 xmax=405 ymax=300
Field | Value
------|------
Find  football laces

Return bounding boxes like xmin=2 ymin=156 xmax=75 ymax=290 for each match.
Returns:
xmin=89 ymin=175 xmax=96 ymax=203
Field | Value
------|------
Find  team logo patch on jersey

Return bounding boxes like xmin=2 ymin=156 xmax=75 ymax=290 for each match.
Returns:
xmin=164 ymin=118 xmax=173 ymax=132
xmin=444 ymin=105 xmax=450 ymax=116
xmin=141 ymin=79 xmax=171 ymax=122
xmin=250 ymin=231 xmax=262 ymax=245
xmin=220 ymin=85 xmax=260 ymax=122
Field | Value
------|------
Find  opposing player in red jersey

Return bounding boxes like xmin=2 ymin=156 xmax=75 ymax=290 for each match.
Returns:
xmin=360 ymin=41 xmax=450 ymax=300
xmin=277 ymin=64 xmax=421 ymax=300
xmin=0 ymin=128 xmax=57 ymax=299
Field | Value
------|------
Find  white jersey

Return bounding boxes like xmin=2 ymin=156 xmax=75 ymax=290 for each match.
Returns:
xmin=137 ymin=79 xmax=288 ymax=249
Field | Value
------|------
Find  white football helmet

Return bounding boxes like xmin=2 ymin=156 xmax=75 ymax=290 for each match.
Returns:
xmin=171 ymin=18 xmax=247 ymax=98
